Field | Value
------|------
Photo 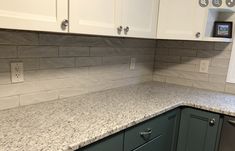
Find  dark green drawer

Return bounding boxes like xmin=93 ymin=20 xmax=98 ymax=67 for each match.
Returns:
xmin=133 ymin=135 xmax=165 ymax=151
xmin=80 ymin=132 xmax=124 ymax=151
xmin=124 ymin=109 xmax=180 ymax=151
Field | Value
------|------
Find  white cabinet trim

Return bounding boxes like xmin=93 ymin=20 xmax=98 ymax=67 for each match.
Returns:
xmin=227 ymin=40 xmax=235 ymax=83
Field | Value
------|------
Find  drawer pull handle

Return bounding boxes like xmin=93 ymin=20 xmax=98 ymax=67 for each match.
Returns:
xmin=209 ymin=118 xmax=216 ymax=126
xmin=140 ymin=128 xmax=152 ymax=138
xmin=228 ymin=120 xmax=235 ymax=126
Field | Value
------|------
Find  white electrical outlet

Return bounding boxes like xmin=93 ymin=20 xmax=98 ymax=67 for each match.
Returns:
xmin=199 ymin=60 xmax=210 ymax=73
xmin=11 ymin=62 xmax=24 ymax=83
xmin=130 ymin=58 xmax=136 ymax=70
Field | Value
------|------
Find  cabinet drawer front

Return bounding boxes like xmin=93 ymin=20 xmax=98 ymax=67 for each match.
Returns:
xmin=124 ymin=109 xmax=180 ymax=151
xmin=81 ymin=133 xmax=124 ymax=151
xmin=133 ymin=135 xmax=165 ymax=151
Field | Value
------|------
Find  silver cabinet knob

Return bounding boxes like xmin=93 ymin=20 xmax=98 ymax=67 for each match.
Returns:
xmin=209 ymin=118 xmax=216 ymax=126
xmin=124 ymin=26 xmax=130 ymax=34
xmin=61 ymin=19 xmax=69 ymax=30
xmin=117 ymin=26 xmax=123 ymax=34
xmin=196 ymin=32 xmax=201 ymax=38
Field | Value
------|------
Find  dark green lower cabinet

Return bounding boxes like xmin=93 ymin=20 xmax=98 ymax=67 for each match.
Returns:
xmin=177 ymin=108 xmax=222 ymax=151
xmin=79 ymin=133 xmax=124 ymax=151
xmin=77 ymin=108 xmax=223 ymax=151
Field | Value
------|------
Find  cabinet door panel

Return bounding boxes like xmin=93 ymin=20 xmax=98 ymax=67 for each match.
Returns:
xmin=157 ymin=0 xmax=206 ymax=40
xmin=0 ymin=0 xmax=68 ymax=32
xmin=69 ymin=0 xmax=120 ymax=36
xmin=82 ymin=133 xmax=124 ymax=151
xmin=177 ymin=108 xmax=221 ymax=151
xmin=122 ymin=0 xmax=159 ymax=38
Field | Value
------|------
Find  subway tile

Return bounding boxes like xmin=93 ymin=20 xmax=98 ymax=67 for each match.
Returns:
xmin=197 ymin=50 xmax=220 ymax=58
xmin=24 ymin=70 xmax=41 ymax=82
xmin=154 ymin=69 xmax=179 ymax=77
xmin=102 ymin=37 xmax=124 ymax=47
xmin=181 ymin=57 xmax=201 ymax=65
xmin=38 ymin=78 xmax=80 ymax=91
xmin=39 ymin=33 xmax=106 ymax=46
xmin=197 ymin=42 xmax=214 ymax=50
xmin=225 ymin=83 xmax=235 ymax=94
xmin=214 ymin=42 xmax=232 ymax=51
xmin=155 ymin=69 xmax=208 ymax=82
xmin=59 ymin=46 xmax=89 ymax=57
xmin=169 ymin=48 xmax=197 ymax=57
xmin=0 ymin=59 xmax=10 ymax=72
xmin=102 ymin=56 xmax=130 ymax=65
xmin=154 ymin=61 xmax=167 ymax=69
xmin=211 ymin=58 xmax=230 ymax=68
xmin=40 ymin=57 xmax=75 ymax=69
xmin=0 ymin=30 xmax=38 ymax=45
xmin=106 ymin=75 xmax=152 ymax=89
xmin=193 ymin=81 xmax=225 ymax=92
xmin=177 ymin=71 xmax=208 ymax=82
xmin=166 ymin=76 xmax=193 ymax=87
xmin=209 ymin=74 xmax=226 ymax=84
xmin=156 ymin=56 xmax=181 ymax=63
xmin=0 ymin=82 xmax=44 ymax=98
xmin=134 ymin=55 xmax=154 ymax=63
xmin=22 ymin=58 xmax=40 ymax=70
xmin=122 ymin=38 xmax=156 ymax=48
xmin=128 ymin=63 xmax=153 ymax=77
xmin=0 ymin=58 xmax=39 ymax=72
xmin=0 ymin=46 xmax=17 ymax=58
xmin=131 ymin=48 xmax=155 ymax=55
xmin=20 ymin=90 xmax=58 ymax=106
xmin=25 ymin=68 xmax=89 ymax=81
xmin=18 ymin=46 xmax=58 ymax=58
xmin=0 ymin=72 xmax=11 ymax=85
xmin=182 ymin=41 xmax=198 ymax=49
xmin=0 ymin=96 xmax=19 ymax=110
xmin=90 ymin=47 xmax=130 ymax=56
xmin=155 ymin=48 xmax=169 ymax=55
xmin=197 ymin=50 xmax=231 ymax=59
xmin=76 ymin=57 xmax=102 ymax=67
xmin=153 ymin=75 xmax=166 ymax=82
xmin=168 ymin=63 xmax=196 ymax=72
xmin=58 ymin=87 xmax=88 ymax=99
xmin=157 ymin=40 xmax=184 ymax=48
xmin=209 ymin=66 xmax=228 ymax=76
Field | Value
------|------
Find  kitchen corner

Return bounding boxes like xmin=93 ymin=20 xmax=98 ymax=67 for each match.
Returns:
xmin=1 ymin=82 xmax=235 ymax=151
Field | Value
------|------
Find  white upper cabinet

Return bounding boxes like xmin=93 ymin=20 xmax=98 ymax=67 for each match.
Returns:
xmin=157 ymin=0 xmax=207 ymax=40
xmin=69 ymin=0 xmax=159 ymax=38
xmin=121 ymin=0 xmax=159 ymax=38
xmin=69 ymin=0 xmax=120 ymax=36
xmin=0 ymin=0 xmax=68 ymax=32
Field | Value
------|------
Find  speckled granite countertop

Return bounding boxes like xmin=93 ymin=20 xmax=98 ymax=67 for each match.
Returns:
xmin=1 ymin=82 xmax=235 ymax=151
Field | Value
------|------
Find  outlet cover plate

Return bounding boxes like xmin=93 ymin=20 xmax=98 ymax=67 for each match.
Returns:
xmin=130 ymin=58 xmax=136 ymax=70
xmin=11 ymin=62 xmax=24 ymax=83
xmin=199 ymin=60 xmax=210 ymax=73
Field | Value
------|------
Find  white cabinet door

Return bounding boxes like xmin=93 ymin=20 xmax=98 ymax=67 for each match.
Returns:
xmin=121 ymin=0 xmax=159 ymax=39
xmin=69 ymin=0 xmax=120 ymax=36
xmin=157 ymin=0 xmax=207 ymax=40
xmin=0 ymin=0 xmax=68 ymax=32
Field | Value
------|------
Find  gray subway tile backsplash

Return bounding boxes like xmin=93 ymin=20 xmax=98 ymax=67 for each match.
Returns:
xmin=0 ymin=30 xmax=155 ymax=110
xmin=154 ymin=40 xmax=235 ymax=94
xmin=0 ymin=29 xmax=234 ymax=111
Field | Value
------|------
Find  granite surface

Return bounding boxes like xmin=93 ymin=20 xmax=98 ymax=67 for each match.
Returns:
xmin=1 ymin=82 xmax=235 ymax=151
